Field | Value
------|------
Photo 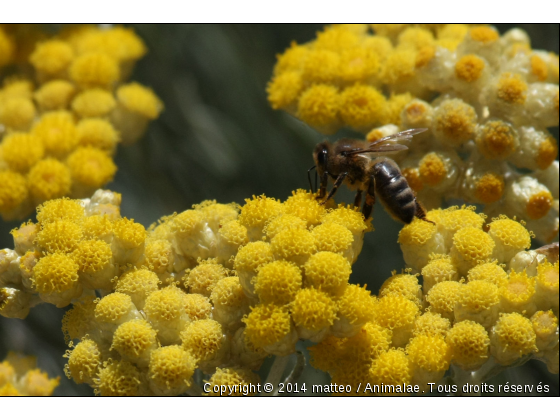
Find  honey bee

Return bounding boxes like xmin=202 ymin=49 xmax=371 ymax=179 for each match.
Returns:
xmin=311 ymin=128 xmax=433 ymax=224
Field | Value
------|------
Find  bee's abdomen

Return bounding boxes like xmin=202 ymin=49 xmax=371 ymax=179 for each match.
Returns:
xmin=373 ymin=160 xmax=417 ymax=224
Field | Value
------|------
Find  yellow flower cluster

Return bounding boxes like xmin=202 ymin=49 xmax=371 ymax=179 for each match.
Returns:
xmin=0 ymin=187 xmax=370 ymax=395
xmin=0 ymin=352 xmax=59 ymax=396
xmin=0 ymin=25 xmax=163 ymax=221
xmin=268 ymin=24 xmax=559 ymax=243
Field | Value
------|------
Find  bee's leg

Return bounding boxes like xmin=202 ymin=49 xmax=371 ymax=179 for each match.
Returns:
xmin=307 ymin=165 xmax=317 ymax=193
xmin=362 ymin=176 xmax=376 ymax=219
xmin=354 ymin=190 xmax=363 ymax=209
xmin=317 ymin=171 xmax=329 ymax=200
xmin=320 ymin=172 xmax=347 ymax=205
xmin=414 ymin=199 xmax=435 ymax=225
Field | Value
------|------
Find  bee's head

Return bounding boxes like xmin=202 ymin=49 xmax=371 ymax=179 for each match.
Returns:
xmin=313 ymin=141 xmax=330 ymax=177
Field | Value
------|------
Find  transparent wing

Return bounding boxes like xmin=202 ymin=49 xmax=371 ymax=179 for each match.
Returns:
xmin=344 ymin=128 xmax=428 ymax=156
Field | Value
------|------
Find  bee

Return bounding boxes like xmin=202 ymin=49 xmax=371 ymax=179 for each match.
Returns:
xmin=310 ymin=128 xmax=433 ymax=224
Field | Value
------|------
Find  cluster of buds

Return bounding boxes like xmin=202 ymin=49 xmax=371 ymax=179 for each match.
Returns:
xmin=0 ymin=24 xmax=163 ymax=221
xmin=267 ymin=24 xmax=559 ymax=243
xmin=0 ymin=352 xmax=59 ymax=396
xmin=1 ymin=187 xmax=371 ymax=395
xmin=309 ymin=206 xmax=558 ymax=395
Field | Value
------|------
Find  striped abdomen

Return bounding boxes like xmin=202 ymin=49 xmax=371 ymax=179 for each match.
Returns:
xmin=372 ymin=159 xmax=417 ymax=224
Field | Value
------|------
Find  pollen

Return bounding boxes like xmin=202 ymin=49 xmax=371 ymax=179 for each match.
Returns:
xmin=233 ymin=241 xmax=274 ymax=273
xmin=458 ymin=280 xmax=499 ymax=311
xmin=66 ymin=339 xmax=101 ymax=384
xmin=1 ymin=132 xmax=44 ymax=173
xmin=29 ymin=40 xmax=74 ymax=77
xmin=297 ymin=84 xmax=340 ymax=129
xmin=82 ymin=215 xmax=113 ymax=240
xmin=69 ymin=52 xmax=120 ymax=89
xmin=96 ymin=360 xmax=141 ymax=396
xmin=467 ymin=261 xmax=508 ymax=287
xmin=474 ymin=173 xmax=505 ymax=204
xmin=33 ymin=80 xmax=76 ymax=111
xmin=451 ymin=227 xmax=495 ymax=264
xmin=264 ymin=214 xmax=307 ymax=240
xmin=491 ymin=313 xmax=537 ymax=362
xmin=412 ymin=312 xmax=450 ymax=337
xmin=148 ymin=345 xmax=196 ymax=392
xmin=31 ymin=253 xmax=79 ymax=294
xmin=31 ymin=111 xmax=79 ymax=158
xmin=183 ymin=293 xmax=212 ymax=321
xmin=113 ymin=217 xmax=146 ymax=249
xmin=0 ymin=97 xmax=36 ymax=130
xmin=311 ymin=222 xmax=353 ymax=255
xmin=181 ymin=319 xmax=224 ymax=362
xmin=419 ymin=152 xmax=447 ymax=187
xmin=218 ymin=220 xmax=249 ymax=247
xmin=338 ymin=47 xmax=379 ymax=84
xmin=254 ymin=260 xmax=302 ymax=305
xmin=380 ymin=93 xmax=413 ymax=126
xmin=270 ymin=228 xmax=317 ymax=266
xmin=455 ymin=54 xmax=485 ymax=82
xmin=291 ymin=288 xmax=337 ymax=331
xmin=144 ymin=286 xmax=186 ymax=323
xmin=111 ymin=319 xmax=157 ymax=359
xmin=267 ymin=71 xmax=304 ymax=110
xmin=242 ymin=303 xmax=292 ymax=349
xmin=36 ymin=198 xmax=84 ymax=226
xmin=67 ymin=147 xmax=117 ymax=189
xmin=337 ymin=284 xmax=375 ymax=325
xmin=381 ymin=50 xmax=416 ymax=85
xmin=407 ymin=334 xmax=451 ymax=373
xmin=526 ymin=191 xmax=553 ymax=219
xmin=205 ymin=368 xmax=260 ymax=396
xmin=499 ymin=270 xmax=535 ymax=312
xmin=476 ymin=120 xmax=518 ymax=160
xmin=369 ymin=349 xmax=413 ymax=390
xmin=488 ymin=217 xmax=531 ymax=253
xmin=530 ymin=55 xmax=548 ymax=81
xmin=402 ymin=168 xmax=424 ymax=192
xmin=376 ymin=294 xmax=419 ymax=330
xmin=304 ymin=252 xmax=351 ymax=297
xmin=339 ymin=84 xmax=385 ymax=129
xmin=35 ymin=220 xmax=83 ymax=254
xmin=433 ymin=99 xmax=477 ymax=146
xmin=184 ymin=261 xmax=228 ymax=297
xmin=301 ymin=49 xmax=340 ymax=84
xmin=398 ymin=218 xmax=437 ymax=246
xmin=72 ymin=239 xmax=112 ymax=273
xmin=283 ymin=189 xmax=327 ymax=227
xmin=76 ymin=118 xmax=120 ymax=154
xmin=273 ymin=42 xmax=309 ymax=75
xmin=536 ymin=136 xmax=558 ymax=170
xmin=421 ymin=255 xmax=459 ymax=293
xmin=415 ymin=45 xmax=436 ymax=68
xmin=426 ymin=281 xmax=462 ymax=319
xmin=238 ymin=195 xmax=283 ymax=239
xmin=379 ymin=273 xmax=422 ymax=308
xmin=95 ymin=292 xmax=135 ymax=323
xmin=71 ymin=89 xmax=116 ymax=118
xmin=446 ymin=320 xmax=489 ymax=370
xmin=116 ymin=83 xmax=163 ymax=119
xmin=469 ymin=26 xmax=499 ymax=43
xmin=115 ymin=269 xmax=159 ymax=309
xmin=496 ymin=73 xmax=528 ymax=104
xmin=322 ymin=205 xmax=368 ymax=235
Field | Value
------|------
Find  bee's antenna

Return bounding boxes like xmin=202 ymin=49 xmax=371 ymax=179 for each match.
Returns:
xmin=307 ymin=165 xmax=317 ymax=193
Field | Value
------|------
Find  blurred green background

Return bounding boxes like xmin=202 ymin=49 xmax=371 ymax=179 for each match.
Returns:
xmin=0 ymin=24 xmax=558 ymax=396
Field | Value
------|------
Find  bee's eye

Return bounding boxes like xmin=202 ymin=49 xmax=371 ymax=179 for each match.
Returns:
xmin=317 ymin=148 xmax=328 ymax=167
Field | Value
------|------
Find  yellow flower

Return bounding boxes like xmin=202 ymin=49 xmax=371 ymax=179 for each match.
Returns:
xmin=297 ymin=84 xmax=340 ymax=132
xmin=71 ymin=88 xmax=116 ymax=118
xmin=338 ymin=84 xmax=386 ymax=129
xmin=95 ymin=360 xmax=142 ymax=396
xmin=253 ymin=260 xmax=302 ymax=305
xmin=291 ymin=288 xmax=337 ymax=335
xmin=29 ymin=40 xmax=74 ymax=77
xmin=446 ymin=320 xmax=489 ymax=370
xmin=148 ymin=346 xmax=197 ymax=396
xmin=33 ymin=80 xmax=76 ymax=111
xmin=304 ymin=251 xmax=351 ymax=297
xmin=205 ymin=367 xmax=260 ymax=396
xmin=27 ymin=159 xmax=72 ymax=203
xmin=65 ymin=339 xmax=101 ymax=385
xmin=490 ymin=312 xmax=537 ymax=365
xmin=69 ymin=52 xmax=120 ymax=89
xmin=32 ymin=111 xmax=78 ymax=158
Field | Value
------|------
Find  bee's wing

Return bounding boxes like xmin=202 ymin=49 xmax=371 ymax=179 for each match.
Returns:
xmin=344 ymin=128 xmax=428 ymax=156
